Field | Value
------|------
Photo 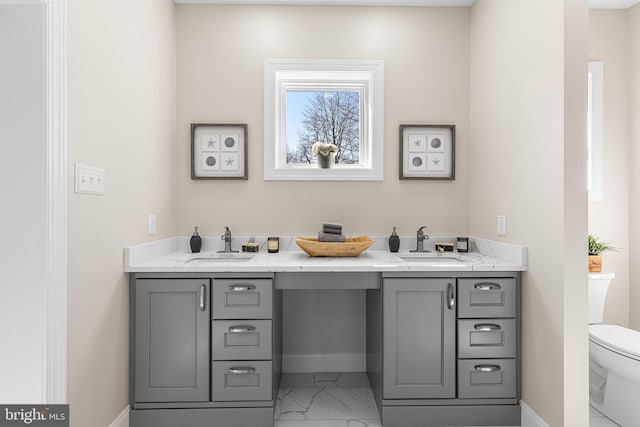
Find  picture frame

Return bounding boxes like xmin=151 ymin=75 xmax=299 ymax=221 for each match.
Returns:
xmin=399 ymin=124 xmax=455 ymax=180
xmin=191 ymin=123 xmax=247 ymax=180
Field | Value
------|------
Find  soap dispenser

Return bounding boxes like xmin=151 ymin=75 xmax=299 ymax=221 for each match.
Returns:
xmin=190 ymin=226 xmax=202 ymax=253
xmin=388 ymin=226 xmax=400 ymax=253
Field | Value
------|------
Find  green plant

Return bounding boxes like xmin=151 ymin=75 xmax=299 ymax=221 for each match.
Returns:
xmin=588 ymin=234 xmax=616 ymax=256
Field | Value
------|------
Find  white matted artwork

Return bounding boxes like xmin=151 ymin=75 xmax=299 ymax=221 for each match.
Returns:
xmin=400 ymin=124 xmax=455 ymax=180
xmin=191 ymin=124 xmax=247 ymax=179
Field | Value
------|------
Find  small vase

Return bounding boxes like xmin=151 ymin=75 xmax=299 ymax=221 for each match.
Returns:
xmin=317 ymin=154 xmax=334 ymax=169
xmin=588 ymin=255 xmax=602 ymax=272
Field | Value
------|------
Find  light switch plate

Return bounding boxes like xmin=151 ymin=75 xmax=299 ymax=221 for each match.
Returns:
xmin=497 ymin=215 xmax=507 ymax=236
xmin=75 ymin=164 xmax=104 ymax=195
xmin=148 ymin=214 xmax=157 ymax=235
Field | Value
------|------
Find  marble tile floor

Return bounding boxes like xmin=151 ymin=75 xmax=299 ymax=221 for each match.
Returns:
xmin=274 ymin=372 xmax=381 ymax=427
xmin=273 ymin=372 xmax=520 ymax=427
xmin=274 ymin=373 xmax=619 ymax=427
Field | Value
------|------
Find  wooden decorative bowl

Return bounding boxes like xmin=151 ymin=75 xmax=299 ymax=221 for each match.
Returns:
xmin=295 ymin=236 xmax=375 ymax=257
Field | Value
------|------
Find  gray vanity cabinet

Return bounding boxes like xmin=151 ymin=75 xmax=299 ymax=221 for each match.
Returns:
xmin=457 ymin=278 xmax=519 ymax=401
xmin=211 ymin=278 xmax=276 ymax=403
xmin=382 ymin=277 xmax=456 ymax=399
xmin=130 ymin=273 xmax=279 ymax=427
xmin=372 ymin=273 xmax=521 ymax=427
xmin=134 ymin=278 xmax=210 ymax=403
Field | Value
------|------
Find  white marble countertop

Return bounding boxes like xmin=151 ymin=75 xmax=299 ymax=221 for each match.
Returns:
xmin=124 ymin=236 xmax=527 ymax=273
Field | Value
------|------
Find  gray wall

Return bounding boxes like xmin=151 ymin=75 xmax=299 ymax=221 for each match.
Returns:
xmin=283 ymin=290 xmax=366 ymax=357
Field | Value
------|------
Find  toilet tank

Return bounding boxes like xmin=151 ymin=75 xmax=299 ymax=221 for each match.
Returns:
xmin=588 ymin=273 xmax=615 ymax=324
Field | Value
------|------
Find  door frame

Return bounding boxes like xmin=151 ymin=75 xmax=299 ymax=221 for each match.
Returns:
xmin=0 ymin=0 xmax=67 ymax=403
xmin=43 ymin=0 xmax=68 ymax=404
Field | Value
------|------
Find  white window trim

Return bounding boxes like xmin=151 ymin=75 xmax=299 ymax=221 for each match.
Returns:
xmin=264 ymin=59 xmax=384 ymax=181
xmin=588 ymin=61 xmax=604 ymax=202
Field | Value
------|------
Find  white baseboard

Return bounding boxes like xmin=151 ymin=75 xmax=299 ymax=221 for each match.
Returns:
xmin=108 ymin=405 xmax=129 ymax=427
xmin=283 ymin=353 xmax=366 ymax=373
xmin=520 ymin=400 xmax=549 ymax=427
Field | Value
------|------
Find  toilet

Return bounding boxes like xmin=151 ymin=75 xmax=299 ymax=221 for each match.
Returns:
xmin=589 ymin=273 xmax=640 ymax=427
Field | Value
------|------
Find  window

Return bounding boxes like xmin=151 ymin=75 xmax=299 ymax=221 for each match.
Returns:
xmin=286 ymin=90 xmax=362 ymax=166
xmin=264 ymin=59 xmax=384 ymax=181
xmin=588 ymin=61 xmax=603 ymax=201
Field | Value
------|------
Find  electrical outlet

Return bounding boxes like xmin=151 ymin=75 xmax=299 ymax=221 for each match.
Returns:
xmin=497 ymin=215 xmax=507 ymax=236
xmin=75 ymin=164 xmax=104 ymax=195
xmin=148 ymin=214 xmax=157 ymax=235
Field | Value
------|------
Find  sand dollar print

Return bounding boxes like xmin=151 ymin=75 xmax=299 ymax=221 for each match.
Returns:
xmin=427 ymin=134 xmax=446 ymax=153
xmin=221 ymin=134 xmax=239 ymax=152
xmin=201 ymin=153 xmax=220 ymax=171
xmin=408 ymin=154 xmax=426 ymax=171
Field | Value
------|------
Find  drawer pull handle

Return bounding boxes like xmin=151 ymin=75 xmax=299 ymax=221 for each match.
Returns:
xmin=474 ymin=282 xmax=501 ymax=291
xmin=474 ymin=323 xmax=501 ymax=331
xmin=229 ymin=325 xmax=256 ymax=333
xmin=228 ymin=366 xmax=256 ymax=375
xmin=229 ymin=284 xmax=256 ymax=292
xmin=474 ymin=365 xmax=501 ymax=373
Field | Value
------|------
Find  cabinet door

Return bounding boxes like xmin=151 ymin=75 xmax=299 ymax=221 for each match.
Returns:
xmin=383 ymin=278 xmax=456 ymax=399
xmin=135 ymin=279 xmax=210 ymax=403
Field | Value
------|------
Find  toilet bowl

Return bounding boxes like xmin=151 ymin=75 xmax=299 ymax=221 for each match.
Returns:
xmin=588 ymin=273 xmax=640 ymax=427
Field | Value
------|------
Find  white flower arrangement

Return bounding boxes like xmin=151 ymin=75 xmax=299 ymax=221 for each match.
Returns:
xmin=312 ymin=142 xmax=337 ymax=157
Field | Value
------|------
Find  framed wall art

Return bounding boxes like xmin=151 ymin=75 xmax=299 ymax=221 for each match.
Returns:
xmin=399 ymin=124 xmax=455 ymax=180
xmin=191 ymin=123 xmax=247 ymax=180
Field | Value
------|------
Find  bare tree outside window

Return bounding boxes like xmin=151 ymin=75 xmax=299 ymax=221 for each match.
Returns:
xmin=286 ymin=91 xmax=360 ymax=165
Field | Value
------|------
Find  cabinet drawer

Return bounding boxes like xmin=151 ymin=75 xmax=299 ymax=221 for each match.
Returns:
xmin=212 ymin=320 xmax=272 ymax=361
xmin=458 ymin=278 xmax=516 ymax=318
xmin=212 ymin=279 xmax=272 ymax=319
xmin=458 ymin=319 xmax=516 ymax=359
xmin=458 ymin=359 xmax=516 ymax=399
xmin=211 ymin=361 xmax=272 ymax=401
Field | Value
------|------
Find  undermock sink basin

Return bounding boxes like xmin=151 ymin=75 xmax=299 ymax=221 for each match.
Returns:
xmin=398 ymin=253 xmax=470 ymax=264
xmin=183 ymin=253 xmax=255 ymax=263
